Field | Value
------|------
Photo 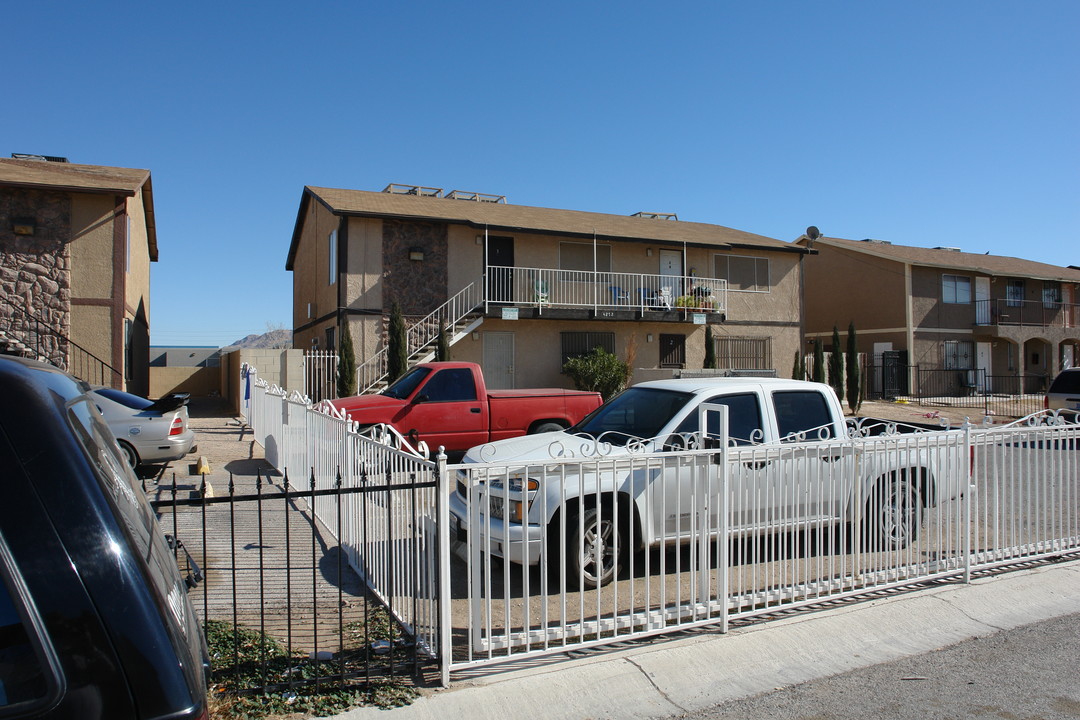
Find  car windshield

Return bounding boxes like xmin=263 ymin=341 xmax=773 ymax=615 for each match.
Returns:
xmin=570 ymin=387 xmax=693 ymax=446
xmin=381 ymin=367 xmax=430 ymax=399
xmin=1049 ymin=370 xmax=1080 ymax=394
xmin=95 ymin=387 xmax=154 ymax=410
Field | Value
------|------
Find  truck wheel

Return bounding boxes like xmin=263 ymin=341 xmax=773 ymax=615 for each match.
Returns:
xmin=863 ymin=473 xmax=921 ymax=551
xmin=567 ymin=506 xmax=622 ymax=589
xmin=532 ymin=422 xmax=565 ymax=434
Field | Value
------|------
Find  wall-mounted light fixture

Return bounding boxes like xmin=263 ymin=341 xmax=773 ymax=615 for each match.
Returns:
xmin=646 ymin=248 xmax=653 ymax=257
xmin=647 ymin=333 xmax=654 ymax=343
xmin=472 ymin=332 xmax=479 ymax=341
xmin=12 ymin=218 xmax=35 ymax=236
xmin=475 ymin=235 xmax=483 ymax=245
xmin=408 ymin=247 xmax=424 ymax=261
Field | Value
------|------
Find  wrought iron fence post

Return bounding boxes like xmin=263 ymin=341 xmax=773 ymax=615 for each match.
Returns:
xmin=436 ymin=450 xmax=451 ymax=687
xmin=963 ymin=420 xmax=973 ymax=584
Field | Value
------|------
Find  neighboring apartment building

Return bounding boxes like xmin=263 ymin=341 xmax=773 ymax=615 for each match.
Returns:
xmin=0 ymin=155 xmax=157 ymax=395
xmin=286 ymin=184 xmax=809 ymax=392
xmin=797 ymin=235 xmax=1080 ymax=396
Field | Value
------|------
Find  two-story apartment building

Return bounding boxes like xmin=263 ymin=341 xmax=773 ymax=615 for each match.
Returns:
xmin=0 ymin=155 xmax=157 ymax=395
xmin=798 ymin=235 xmax=1080 ymax=396
xmin=286 ymin=184 xmax=808 ymax=392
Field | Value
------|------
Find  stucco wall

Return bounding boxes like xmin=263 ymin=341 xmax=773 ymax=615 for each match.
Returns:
xmin=150 ymin=366 xmax=220 ymax=397
xmin=803 ymin=244 xmax=907 ymax=336
xmin=291 ymin=200 xmax=342 ymax=350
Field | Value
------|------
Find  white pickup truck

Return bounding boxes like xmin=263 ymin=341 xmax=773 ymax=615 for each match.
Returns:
xmin=449 ymin=377 xmax=964 ymax=587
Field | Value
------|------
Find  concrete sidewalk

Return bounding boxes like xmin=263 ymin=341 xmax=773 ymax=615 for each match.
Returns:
xmin=334 ymin=558 xmax=1080 ymax=720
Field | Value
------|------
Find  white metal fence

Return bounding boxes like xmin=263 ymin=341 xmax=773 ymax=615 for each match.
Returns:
xmin=242 ymin=363 xmax=1080 ymax=685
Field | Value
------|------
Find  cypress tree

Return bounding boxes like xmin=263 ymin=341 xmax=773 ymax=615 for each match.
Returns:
xmin=387 ymin=302 xmax=408 ymax=384
xmin=829 ymin=325 xmax=845 ymax=404
xmin=846 ymin=322 xmax=862 ymax=414
xmin=435 ymin=325 xmax=450 ymax=362
xmin=792 ymin=349 xmax=805 ymax=381
xmin=812 ymin=339 xmax=825 ymax=384
xmin=704 ymin=326 xmax=717 ymax=369
xmin=336 ymin=320 xmax=357 ymax=398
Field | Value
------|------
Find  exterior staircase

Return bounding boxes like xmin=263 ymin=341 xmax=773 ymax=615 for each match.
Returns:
xmin=0 ymin=308 xmax=120 ymax=386
xmin=356 ymin=276 xmax=486 ymax=395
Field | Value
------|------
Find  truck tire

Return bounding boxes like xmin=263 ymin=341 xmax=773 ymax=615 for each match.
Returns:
xmin=567 ymin=505 xmax=623 ymax=589
xmin=863 ymin=472 xmax=922 ymax=551
xmin=532 ymin=421 xmax=565 ymax=434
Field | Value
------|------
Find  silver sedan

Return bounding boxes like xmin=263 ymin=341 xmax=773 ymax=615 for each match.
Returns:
xmin=91 ymin=387 xmax=197 ymax=468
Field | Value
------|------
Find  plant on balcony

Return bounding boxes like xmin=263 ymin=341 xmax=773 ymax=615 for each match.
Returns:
xmin=562 ymin=346 xmax=631 ymax=401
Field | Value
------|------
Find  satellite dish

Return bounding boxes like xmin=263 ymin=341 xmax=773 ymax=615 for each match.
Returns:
xmin=806 ymin=226 xmax=821 ymax=240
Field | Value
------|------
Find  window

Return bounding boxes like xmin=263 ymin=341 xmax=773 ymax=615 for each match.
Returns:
xmin=0 ymin=565 xmax=50 ymax=708
xmin=660 ymin=334 xmax=686 ymax=368
xmin=715 ymin=337 xmax=772 ymax=370
xmin=1043 ymin=282 xmax=1062 ymax=309
xmin=560 ymin=242 xmax=611 ymax=272
xmin=419 ymin=368 xmax=478 ymax=402
xmin=714 ymin=255 xmax=769 ymax=292
xmin=773 ymin=390 xmax=835 ymax=441
xmin=1006 ymin=279 xmax=1024 ymax=307
xmin=674 ymin=392 xmax=764 ymax=446
xmin=942 ymin=274 xmax=971 ymax=304
xmin=125 ymin=216 xmax=131 ymax=273
xmin=328 ymin=230 xmax=337 ymax=285
xmin=943 ymin=340 xmax=974 ymax=370
xmin=560 ymin=331 xmax=615 ymax=365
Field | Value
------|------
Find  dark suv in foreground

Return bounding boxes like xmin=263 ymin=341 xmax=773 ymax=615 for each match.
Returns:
xmin=0 ymin=356 xmax=208 ymax=718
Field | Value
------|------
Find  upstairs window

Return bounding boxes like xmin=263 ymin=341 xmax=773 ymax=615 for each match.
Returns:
xmin=560 ymin=242 xmax=611 ymax=273
xmin=1043 ymin=282 xmax=1062 ymax=309
xmin=942 ymin=274 xmax=971 ymax=304
xmin=1006 ymin=279 xmax=1025 ymax=307
xmin=715 ymin=255 xmax=770 ymax=291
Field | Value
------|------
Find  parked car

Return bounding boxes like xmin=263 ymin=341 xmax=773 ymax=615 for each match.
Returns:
xmin=1045 ymin=367 xmax=1080 ymax=412
xmin=333 ymin=362 xmax=603 ymax=456
xmin=451 ymin=377 xmax=963 ymax=587
xmin=0 ymin=355 xmax=209 ymax=718
xmin=90 ymin=387 xmax=196 ymax=468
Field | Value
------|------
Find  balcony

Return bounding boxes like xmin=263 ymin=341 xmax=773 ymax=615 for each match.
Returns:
xmin=484 ymin=266 xmax=727 ymax=318
xmin=975 ymin=299 xmax=1080 ymax=328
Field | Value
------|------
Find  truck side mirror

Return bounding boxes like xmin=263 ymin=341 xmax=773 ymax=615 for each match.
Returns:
xmin=412 ymin=394 xmax=429 ymax=404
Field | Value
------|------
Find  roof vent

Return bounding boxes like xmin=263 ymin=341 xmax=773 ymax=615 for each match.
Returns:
xmin=383 ymin=183 xmax=443 ymax=198
xmin=11 ymin=153 xmax=69 ymax=163
xmin=446 ymin=190 xmax=506 ymax=203
xmin=934 ymin=246 xmax=962 ymax=252
xmin=632 ymin=212 xmax=678 ymax=221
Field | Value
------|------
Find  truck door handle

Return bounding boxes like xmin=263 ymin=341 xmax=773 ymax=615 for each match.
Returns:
xmin=744 ymin=460 xmax=772 ymax=470
xmin=822 ymin=455 xmax=843 ymax=463
xmin=470 ymin=407 xmax=481 ymax=413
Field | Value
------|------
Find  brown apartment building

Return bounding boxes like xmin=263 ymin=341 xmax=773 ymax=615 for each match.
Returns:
xmin=797 ymin=235 xmax=1080 ymax=398
xmin=287 ymin=184 xmax=809 ymax=392
xmin=0 ymin=155 xmax=157 ymax=395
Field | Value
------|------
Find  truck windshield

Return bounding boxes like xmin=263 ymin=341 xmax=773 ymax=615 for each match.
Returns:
xmin=570 ymin=388 xmax=693 ymax=446
xmin=382 ymin=367 xmax=431 ymax=399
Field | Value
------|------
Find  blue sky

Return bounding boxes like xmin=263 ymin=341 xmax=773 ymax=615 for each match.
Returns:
xmin=5 ymin=1 xmax=1077 ymax=346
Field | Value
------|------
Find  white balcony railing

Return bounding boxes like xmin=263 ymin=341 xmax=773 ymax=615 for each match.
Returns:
xmin=485 ymin=266 xmax=727 ymax=314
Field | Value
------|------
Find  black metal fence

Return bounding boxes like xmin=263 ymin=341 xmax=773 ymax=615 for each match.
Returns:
xmin=148 ymin=469 xmax=435 ymax=701
xmin=0 ymin=305 xmax=120 ymax=386
xmin=864 ymin=359 xmax=1048 ymax=418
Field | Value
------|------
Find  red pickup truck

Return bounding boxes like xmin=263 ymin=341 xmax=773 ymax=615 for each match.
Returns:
xmin=332 ymin=362 xmax=603 ymax=454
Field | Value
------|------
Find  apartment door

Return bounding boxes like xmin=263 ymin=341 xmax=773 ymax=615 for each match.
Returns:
xmin=975 ymin=277 xmax=991 ymax=324
xmin=483 ymin=332 xmax=515 ymax=389
xmin=659 ymin=249 xmax=683 ymax=297
xmin=977 ymin=341 xmax=992 ymax=392
xmin=486 ymin=236 xmax=515 ymax=302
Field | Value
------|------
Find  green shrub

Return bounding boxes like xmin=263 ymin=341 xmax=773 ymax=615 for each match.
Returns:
xmin=562 ymin=346 xmax=630 ymax=401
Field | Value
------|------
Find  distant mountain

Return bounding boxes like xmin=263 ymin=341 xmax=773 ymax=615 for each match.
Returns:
xmin=225 ymin=329 xmax=292 ymax=350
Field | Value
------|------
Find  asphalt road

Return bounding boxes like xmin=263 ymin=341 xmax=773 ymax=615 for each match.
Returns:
xmin=673 ymin=611 xmax=1080 ymax=720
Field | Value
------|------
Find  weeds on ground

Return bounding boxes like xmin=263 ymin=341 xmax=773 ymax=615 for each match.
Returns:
xmin=205 ymin=611 xmax=419 ymax=719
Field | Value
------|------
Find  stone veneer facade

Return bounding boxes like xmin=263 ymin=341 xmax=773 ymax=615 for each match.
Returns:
xmin=0 ymin=187 xmax=71 ymax=366
xmin=381 ymin=219 xmax=449 ymax=315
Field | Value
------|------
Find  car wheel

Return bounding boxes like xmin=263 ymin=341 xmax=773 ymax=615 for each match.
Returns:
xmin=117 ymin=440 xmax=140 ymax=470
xmin=567 ymin=505 xmax=622 ymax=589
xmin=863 ymin=473 xmax=921 ymax=551
xmin=532 ymin=422 xmax=565 ymax=434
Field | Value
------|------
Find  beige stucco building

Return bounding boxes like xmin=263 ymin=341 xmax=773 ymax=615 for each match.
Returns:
xmin=797 ymin=235 xmax=1080 ymax=396
xmin=0 ymin=155 xmax=157 ymax=395
xmin=287 ymin=184 xmax=808 ymax=393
